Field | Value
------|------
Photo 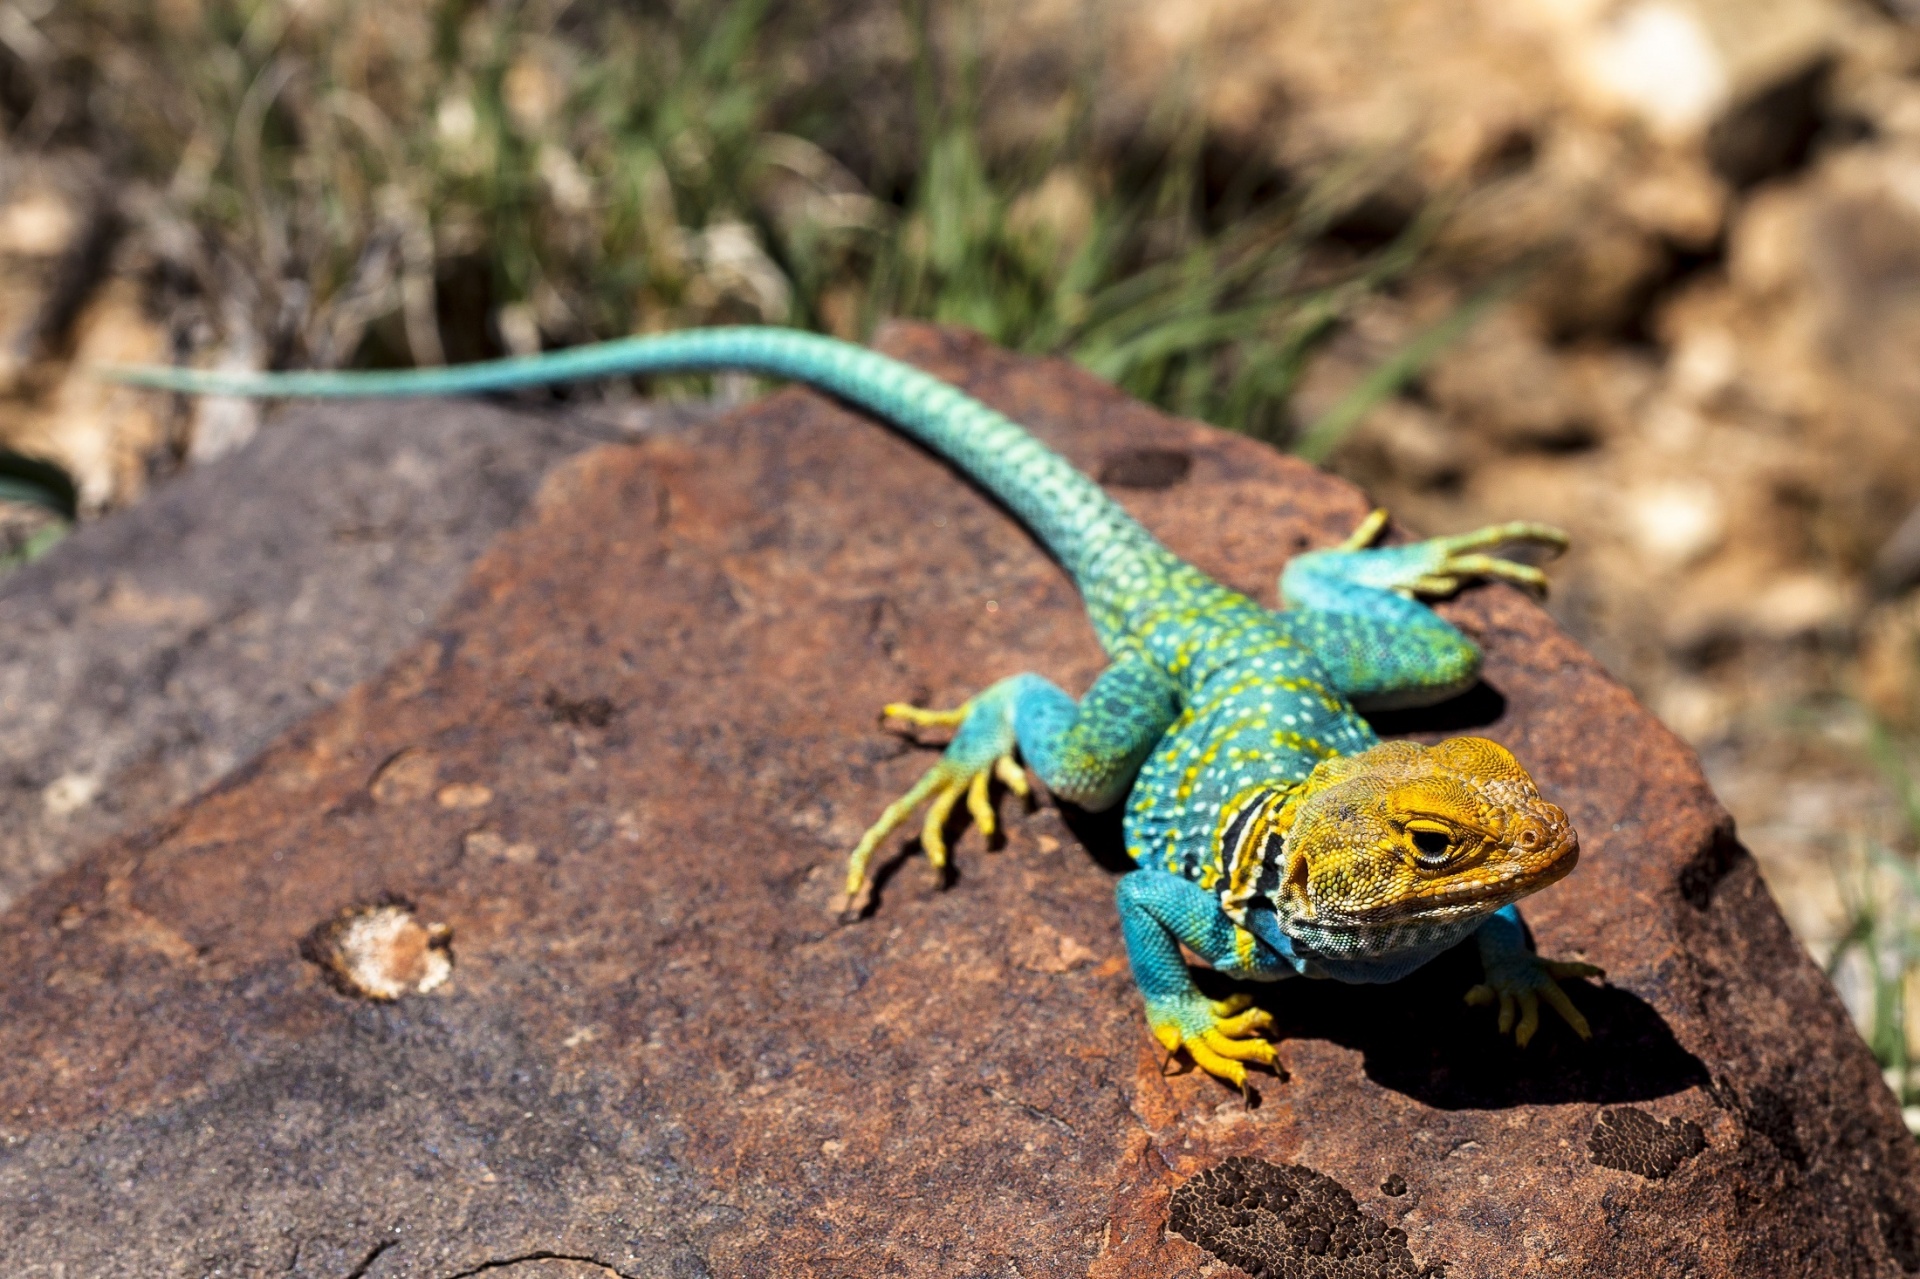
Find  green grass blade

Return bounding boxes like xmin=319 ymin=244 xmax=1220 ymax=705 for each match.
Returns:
xmin=1292 ymin=267 xmax=1521 ymax=464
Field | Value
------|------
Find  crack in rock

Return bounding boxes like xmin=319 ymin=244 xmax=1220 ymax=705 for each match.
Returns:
xmin=435 ymin=1250 xmax=645 ymax=1279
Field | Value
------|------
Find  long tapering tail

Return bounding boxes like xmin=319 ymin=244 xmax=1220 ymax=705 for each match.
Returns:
xmin=99 ymin=327 xmax=1169 ymax=609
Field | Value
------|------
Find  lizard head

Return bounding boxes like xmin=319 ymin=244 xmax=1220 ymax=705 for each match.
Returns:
xmin=1218 ymin=736 xmax=1577 ymax=943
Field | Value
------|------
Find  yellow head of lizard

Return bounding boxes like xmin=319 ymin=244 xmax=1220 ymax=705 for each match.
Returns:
xmin=1219 ymin=736 xmax=1578 ymax=934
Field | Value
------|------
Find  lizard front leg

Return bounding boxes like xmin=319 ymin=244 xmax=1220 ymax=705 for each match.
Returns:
xmin=1464 ymin=904 xmax=1604 ymax=1045
xmin=1116 ymin=869 xmax=1288 ymax=1089
xmin=1278 ymin=509 xmax=1570 ymax=710
xmin=841 ymin=659 xmax=1180 ymax=914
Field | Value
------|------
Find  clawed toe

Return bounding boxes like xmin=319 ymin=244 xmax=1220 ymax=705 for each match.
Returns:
xmin=1421 ymin=523 xmax=1570 ymax=599
xmin=1438 ymin=520 xmax=1570 ymax=558
xmin=1152 ymin=993 xmax=1283 ymax=1089
xmin=1467 ymin=954 xmax=1601 ymax=1046
xmin=839 ymin=694 xmax=1031 ymax=914
xmin=1323 ymin=510 xmax=1571 ymax=601
xmin=1200 ymin=1028 xmax=1278 ymax=1065
xmin=1209 ymin=994 xmax=1274 ymax=1037
xmin=1183 ymin=1026 xmax=1278 ymax=1088
xmin=882 ymin=701 xmax=969 ymax=730
xmin=1336 ymin=508 xmax=1392 ymax=552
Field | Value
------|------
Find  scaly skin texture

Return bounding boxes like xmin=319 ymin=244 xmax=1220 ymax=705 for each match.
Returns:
xmin=104 ymin=328 xmax=1603 ymax=1089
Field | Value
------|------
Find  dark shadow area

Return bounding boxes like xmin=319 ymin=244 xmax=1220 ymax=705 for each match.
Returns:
xmin=1198 ymin=942 xmax=1708 ymax=1110
xmin=1323 ymin=179 xmax=1426 ymax=252
xmin=1706 ymin=59 xmax=1832 ymax=191
xmin=1678 ymin=824 xmax=1748 ymax=911
xmin=434 ymin=255 xmax=505 ymax=366
xmin=1362 ymin=679 xmax=1508 ymax=739
xmin=1056 ymin=799 xmax=1137 ymax=875
xmin=861 ymin=836 xmax=949 ymax=916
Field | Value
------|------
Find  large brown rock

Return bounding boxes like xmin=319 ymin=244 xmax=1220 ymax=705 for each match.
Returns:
xmin=0 ymin=396 xmax=704 ymax=913
xmin=0 ymin=324 xmax=1913 ymax=1277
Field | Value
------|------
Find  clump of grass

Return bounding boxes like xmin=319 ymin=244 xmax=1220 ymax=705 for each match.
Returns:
xmin=32 ymin=0 xmax=1472 ymax=455
xmin=870 ymin=118 xmax=1452 ymax=445
xmin=1828 ymin=724 xmax=1920 ymax=1132
xmin=1830 ymin=845 xmax=1916 ymax=1093
xmin=0 ymin=448 xmax=74 ymax=570
xmin=43 ymin=0 xmax=823 ymax=365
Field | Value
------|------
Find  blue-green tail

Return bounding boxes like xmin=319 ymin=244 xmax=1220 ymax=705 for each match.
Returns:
xmin=100 ymin=328 xmax=1173 ymax=626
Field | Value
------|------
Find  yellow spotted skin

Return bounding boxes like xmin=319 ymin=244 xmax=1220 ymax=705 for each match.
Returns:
xmin=103 ymin=327 xmax=1602 ymax=1090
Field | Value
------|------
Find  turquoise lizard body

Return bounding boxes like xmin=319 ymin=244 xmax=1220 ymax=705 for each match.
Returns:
xmin=107 ymin=327 xmax=1600 ymax=1088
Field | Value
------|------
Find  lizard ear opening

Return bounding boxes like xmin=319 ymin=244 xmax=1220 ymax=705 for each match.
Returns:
xmin=1281 ymin=845 xmax=1314 ymax=919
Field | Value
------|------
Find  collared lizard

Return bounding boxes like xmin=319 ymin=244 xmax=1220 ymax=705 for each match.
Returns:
xmin=105 ymin=327 xmax=1601 ymax=1089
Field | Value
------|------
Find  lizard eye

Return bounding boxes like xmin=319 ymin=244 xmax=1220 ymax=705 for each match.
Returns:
xmin=1406 ymin=821 xmax=1453 ymax=866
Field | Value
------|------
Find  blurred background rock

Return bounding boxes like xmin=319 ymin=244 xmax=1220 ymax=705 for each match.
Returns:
xmin=4 ymin=0 xmax=1920 ymax=1115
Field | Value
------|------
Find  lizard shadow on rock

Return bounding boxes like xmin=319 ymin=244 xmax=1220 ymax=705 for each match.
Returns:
xmin=1056 ymin=800 xmax=1136 ymax=875
xmin=1362 ymin=679 xmax=1509 ymax=739
xmin=863 ymin=837 xmax=951 ymax=914
xmin=1208 ymin=942 xmax=1710 ymax=1109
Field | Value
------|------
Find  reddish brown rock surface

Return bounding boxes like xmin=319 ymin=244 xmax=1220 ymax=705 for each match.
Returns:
xmin=0 ymin=324 xmax=1914 ymax=1277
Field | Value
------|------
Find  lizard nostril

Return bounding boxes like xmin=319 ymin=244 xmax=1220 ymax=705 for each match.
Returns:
xmin=1518 ymin=827 xmax=1541 ymax=849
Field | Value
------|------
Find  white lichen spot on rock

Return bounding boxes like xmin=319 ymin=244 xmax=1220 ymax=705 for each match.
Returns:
xmin=303 ymin=900 xmax=453 ymax=1001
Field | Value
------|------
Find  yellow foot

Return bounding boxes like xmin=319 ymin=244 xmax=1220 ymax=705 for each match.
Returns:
xmin=1152 ymin=993 xmax=1280 ymax=1091
xmin=1465 ymin=956 xmax=1605 ymax=1046
xmin=836 ymin=698 xmax=1028 ymax=920
xmin=1411 ymin=520 xmax=1571 ymax=598
xmin=1336 ymin=508 xmax=1571 ymax=598
xmin=1337 ymin=507 xmax=1392 ymax=552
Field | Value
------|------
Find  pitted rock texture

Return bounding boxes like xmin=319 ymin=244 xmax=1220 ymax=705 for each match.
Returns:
xmin=0 ymin=324 xmax=1915 ymax=1276
xmin=1587 ymin=1107 xmax=1709 ymax=1180
xmin=1168 ymin=1157 xmax=1431 ymax=1279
